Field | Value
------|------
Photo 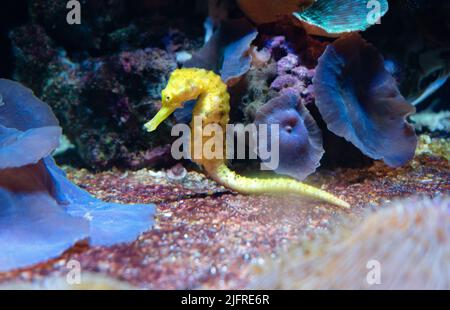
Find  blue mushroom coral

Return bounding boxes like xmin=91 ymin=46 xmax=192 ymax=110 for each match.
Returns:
xmin=254 ymin=89 xmax=324 ymax=181
xmin=313 ymin=33 xmax=417 ymax=167
xmin=0 ymin=79 xmax=155 ymax=271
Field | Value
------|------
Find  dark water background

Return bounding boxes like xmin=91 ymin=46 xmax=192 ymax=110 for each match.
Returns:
xmin=0 ymin=1 xmax=29 ymax=78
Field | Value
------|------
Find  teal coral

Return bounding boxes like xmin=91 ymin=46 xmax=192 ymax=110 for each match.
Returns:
xmin=294 ymin=0 xmax=389 ymax=34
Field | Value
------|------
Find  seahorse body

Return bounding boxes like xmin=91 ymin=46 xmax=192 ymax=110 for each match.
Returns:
xmin=144 ymin=68 xmax=350 ymax=209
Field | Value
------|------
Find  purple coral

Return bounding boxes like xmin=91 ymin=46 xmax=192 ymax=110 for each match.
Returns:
xmin=0 ymin=79 xmax=155 ymax=271
xmin=270 ymin=54 xmax=315 ymax=105
xmin=270 ymin=74 xmax=303 ymax=92
xmin=264 ymin=36 xmax=296 ymax=61
xmin=313 ymin=33 xmax=417 ymax=167
xmin=254 ymin=89 xmax=324 ymax=181
xmin=277 ymin=53 xmax=299 ymax=74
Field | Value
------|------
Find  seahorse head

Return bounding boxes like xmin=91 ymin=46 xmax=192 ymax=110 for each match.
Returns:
xmin=144 ymin=68 xmax=203 ymax=132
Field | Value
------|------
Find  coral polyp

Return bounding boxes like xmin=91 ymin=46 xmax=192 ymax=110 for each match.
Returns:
xmin=254 ymin=89 xmax=324 ymax=181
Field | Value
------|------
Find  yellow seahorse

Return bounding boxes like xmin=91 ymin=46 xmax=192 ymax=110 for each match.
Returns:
xmin=144 ymin=68 xmax=350 ymax=208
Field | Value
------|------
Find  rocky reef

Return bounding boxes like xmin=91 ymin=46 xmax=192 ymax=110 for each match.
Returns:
xmin=8 ymin=0 xmax=204 ymax=169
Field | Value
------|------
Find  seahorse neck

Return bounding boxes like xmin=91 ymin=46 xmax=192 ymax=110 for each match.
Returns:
xmin=188 ymin=71 xmax=229 ymax=116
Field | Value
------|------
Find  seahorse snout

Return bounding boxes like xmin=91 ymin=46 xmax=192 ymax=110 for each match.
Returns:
xmin=144 ymin=106 xmax=176 ymax=132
